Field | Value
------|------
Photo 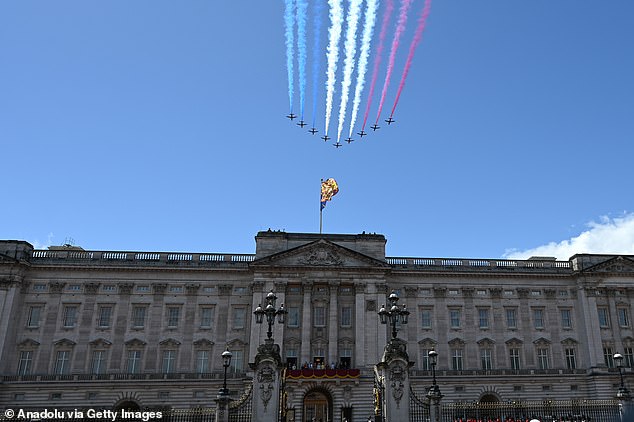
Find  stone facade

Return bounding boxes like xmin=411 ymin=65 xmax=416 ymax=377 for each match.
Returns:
xmin=0 ymin=232 xmax=633 ymax=421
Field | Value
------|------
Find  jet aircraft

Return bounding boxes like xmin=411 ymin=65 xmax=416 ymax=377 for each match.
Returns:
xmin=385 ymin=117 xmax=395 ymax=125
xmin=345 ymin=137 xmax=354 ymax=144
xmin=371 ymin=124 xmax=380 ymax=131
xmin=286 ymin=113 xmax=297 ymax=120
xmin=357 ymin=130 xmax=367 ymax=137
xmin=297 ymin=120 xmax=306 ymax=128
xmin=321 ymin=134 xmax=331 ymax=142
xmin=308 ymin=128 xmax=318 ymax=135
xmin=333 ymin=142 xmax=342 ymax=148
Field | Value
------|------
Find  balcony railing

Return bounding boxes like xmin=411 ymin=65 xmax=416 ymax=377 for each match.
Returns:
xmin=2 ymin=371 xmax=246 ymax=383
xmin=285 ymin=368 xmax=361 ymax=379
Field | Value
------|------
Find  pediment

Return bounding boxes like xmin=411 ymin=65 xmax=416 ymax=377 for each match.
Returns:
xmin=193 ymin=338 xmax=214 ymax=347
xmin=125 ymin=338 xmax=147 ymax=347
xmin=418 ymin=337 xmax=437 ymax=346
xmin=505 ymin=337 xmax=523 ymax=346
xmin=18 ymin=338 xmax=40 ymax=348
xmin=0 ymin=253 xmax=19 ymax=264
xmin=561 ymin=337 xmax=578 ymax=346
xmin=533 ymin=337 xmax=551 ymax=345
xmin=54 ymin=338 xmax=76 ymax=347
xmin=583 ymin=256 xmax=634 ymax=274
xmin=159 ymin=338 xmax=181 ymax=347
xmin=251 ymin=239 xmax=389 ymax=269
xmin=89 ymin=338 xmax=112 ymax=347
xmin=477 ymin=337 xmax=495 ymax=346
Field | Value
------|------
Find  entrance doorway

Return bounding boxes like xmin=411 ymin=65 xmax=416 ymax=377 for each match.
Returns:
xmin=303 ymin=389 xmax=332 ymax=422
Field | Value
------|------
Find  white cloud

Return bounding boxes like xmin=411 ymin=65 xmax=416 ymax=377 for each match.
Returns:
xmin=29 ymin=232 xmax=55 ymax=250
xmin=503 ymin=213 xmax=634 ymax=260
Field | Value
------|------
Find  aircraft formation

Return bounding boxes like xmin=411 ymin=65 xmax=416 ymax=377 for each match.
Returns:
xmin=282 ymin=0 xmax=432 ymax=148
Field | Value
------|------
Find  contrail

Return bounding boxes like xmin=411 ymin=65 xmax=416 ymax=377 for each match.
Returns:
xmin=375 ymin=0 xmax=413 ymax=125
xmin=311 ymin=0 xmax=324 ymax=128
xmin=349 ymin=0 xmax=379 ymax=137
xmin=390 ymin=0 xmax=432 ymax=118
xmin=296 ymin=0 xmax=308 ymax=119
xmin=284 ymin=0 xmax=296 ymax=113
xmin=336 ymin=0 xmax=364 ymax=142
xmin=361 ymin=0 xmax=393 ymax=131
xmin=324 ymin=0 xmax=343 ymax=137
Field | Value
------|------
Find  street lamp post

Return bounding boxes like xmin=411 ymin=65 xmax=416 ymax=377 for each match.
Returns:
xmin=614 ymin=353 xmax=631 ymax=400
xmin=254 ymin=290 xmax=287 ymax=340
xmin=427 ymin=350 xmax=443 ymax=422
xmin=378 ymin=291 xmax=410 ymax=340
xmin=220 ymin=347 xmax=232 ymax=397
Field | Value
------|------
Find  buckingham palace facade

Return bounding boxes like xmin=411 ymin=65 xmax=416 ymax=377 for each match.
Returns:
xmin=0 ymin=231 xmax=632 ymax=417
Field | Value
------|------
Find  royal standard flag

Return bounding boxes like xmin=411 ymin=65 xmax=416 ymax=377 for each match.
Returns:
xmin=320 ymin=178 xmax=339 ymax=210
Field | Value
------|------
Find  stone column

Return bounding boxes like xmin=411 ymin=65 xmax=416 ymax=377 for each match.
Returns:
xmin=328 ymin=282 xmax=339 ymax=364
xmin=300 ymin=282 xmax=312 ymax=363
xmin=251 ymin=339 xmax=284 ymax=422
xmin=214 ymin=395 xmax=231 ymax=422
xmin=374 ymin=338 xmax=412 ymax=422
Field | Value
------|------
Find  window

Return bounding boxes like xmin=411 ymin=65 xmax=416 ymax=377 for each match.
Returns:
xmin=420 ymin=309 xmax=432 ymax=329
xmin=136 ymin=285 xmax=150 ymax=292
xmin=90 ymin=351 xmax=106 ymax=374
xmin=478 ymin=309 xmax=490 ymax=329
xmin=162 ymin=350 xmax=177 ymax=373
xmin=63 ymin=305 xmax=78 ymax=328
xmin=624 ymin=347 xmax=634 ymax=368
xmin=603 ymin=346 xmax=614 ymax=368
xmin=450 ymin=309 xmax=461 ymax=329
xmin=533 ymin=309 xmax=544 ymax=329
xmin=98 ymin=306 xmax=113 ymax=328
xmin=339 ymin=347 xmax=352 ymax=369
xmin=18 ymin=351 xmax=33 ymax=375
xmin=314 ymin=306 xmax=326 ymax=327
xmin=480 ymin=349 xmax=492 ymax=370
xmin=232 ymin=307 xmax=246 ymax=329
xmin=230 ymin=350 xmax=244 ymax=373
xmin=102 ymin=285 xmax=116 ymax=292
xmin=506 ymin=309 xmax=517 ymax=329
xmin=420 ymin=349 xmax=431 ymax=371
xmin=169 ymin=286 xmax=183 ymax=293
xmin=27 ymin=306 xmax=42 ymax=328
xmin=127 ymin=350 xmax=142 ymax=374
xmin=598 ymin=307 xmax=610 ymax=328
xmin=33 ymin=283 xmax=47 ymax=292
xmin=560 ymin=309 xmax=572 ymax=329
xmin=618 ymin=308 xmax=630 ymax=327
xmin=287 ymin=307 xmax=300 ymax=327
xmin=537 ymin=348 xmax=550 ymax=369
xmin=132 ymin=306 xmax=147 ymax=328
xmin=451 ymin=348 xmax=463 ymax=370
xmin=68 ymin=284 xmax=81 ymax=292
xmin=196 ymin=350 xmax=210 ymax=373
xmin=509 ymin=348 xmax=521 ymax=370
xmin=167 ymin=307 xmax=181 ymax=328
xmin=54 ymin=351 xmax=71 ymax=374
xmin=565 ymin=348 xmax=576 ymax=370
xmin=341 ymin=306 xmax=352 ymax=327
xmin=200 ymin=307 xmax=214 ymax=328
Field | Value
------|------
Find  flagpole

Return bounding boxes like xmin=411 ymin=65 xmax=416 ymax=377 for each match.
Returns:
xmin=319 ymin=179 xmax=323 ymax=234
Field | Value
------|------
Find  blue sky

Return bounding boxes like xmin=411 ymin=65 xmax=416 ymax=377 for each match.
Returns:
xmin=1 ymin=1 xmax=633 ymax=260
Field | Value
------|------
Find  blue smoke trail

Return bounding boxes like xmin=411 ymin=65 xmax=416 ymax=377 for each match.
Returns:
xmin=311 ymin=0 xmax=323 ymax=128
xmin=285 ymin=0 xmax=296 ymax=113
xmin=296 ymin=0 xmax=308 ymax=119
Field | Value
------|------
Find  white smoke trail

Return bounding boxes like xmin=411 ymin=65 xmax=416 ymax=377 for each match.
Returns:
xmin=349 ymin=0 xmax=378 ymax=137
xmin=336 ymin=0 xmax=364 ymax=142
xmin=284 ymin=0 xmax=296 ymax=113
xmin=324 ymin=0 xmax=343 ymax=136
xmin=296 ymin=0 xmax=308 ymax=118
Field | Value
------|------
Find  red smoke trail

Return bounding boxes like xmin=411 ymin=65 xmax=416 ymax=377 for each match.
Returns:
xmin=361 ymin=0 xmax=394 ymax=131
xmin=390 ymin=0 xmax=432 ymax=118
xmin=374 ymin=0 xmax=413 ymax=125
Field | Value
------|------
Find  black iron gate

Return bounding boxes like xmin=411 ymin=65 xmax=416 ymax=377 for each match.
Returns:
xmin=229 ymin=385 xmax=253 ymax=422
xmin=409 ymin=387 xmax=431 ymax=422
